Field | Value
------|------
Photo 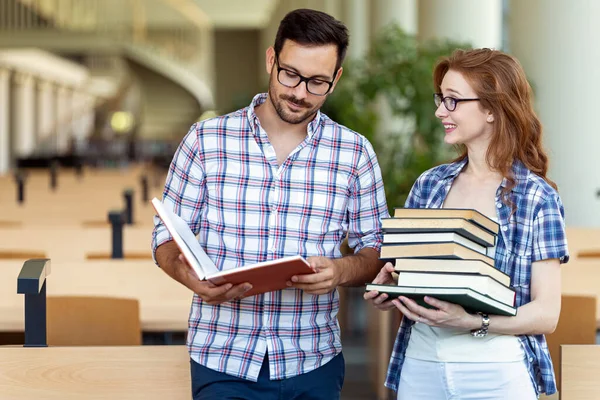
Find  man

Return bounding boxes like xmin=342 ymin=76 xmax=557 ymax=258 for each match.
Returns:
xmin=152 ymin=8 xmax=388 ymax=400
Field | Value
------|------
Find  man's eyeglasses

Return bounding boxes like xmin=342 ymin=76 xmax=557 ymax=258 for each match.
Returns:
xmin=275 ymin=57 xmax=334 ymax=96
xmin=434 ymin=93 xmax=480 ymax=112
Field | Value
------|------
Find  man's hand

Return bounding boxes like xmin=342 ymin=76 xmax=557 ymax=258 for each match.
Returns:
xmin=288 ymin=256 xmax=342 ymax=295
xmin=177 ymin=254 xmax=253 ymax=305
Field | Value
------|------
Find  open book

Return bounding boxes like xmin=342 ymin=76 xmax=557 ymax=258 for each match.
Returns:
xmin=152 ymin=198 xmax=315 ymax=297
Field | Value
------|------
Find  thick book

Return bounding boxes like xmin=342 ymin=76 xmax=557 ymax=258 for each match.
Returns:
xmin=380 ymin=242 xmax=495 ymax=266
xmin=151 ymin=198 xmax=315 ymax=297
xmin=365 ymin=283 xmax=517 ymax=316
xmin=383 ymin=232 xmax=486 ymax=254
xmin=396 ymin=271 xmax=515 ymax=307
xmin=393 ymin=258 xmax=510 ymax=286
xmin=381 ymin=217 xmax=496 ymax=247
xmin=393 ymin=208 xmax=499 ymax=235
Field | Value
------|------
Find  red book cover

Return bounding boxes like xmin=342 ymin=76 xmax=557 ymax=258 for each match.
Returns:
xmin=207 ymin=256 xmax=315 ymax=297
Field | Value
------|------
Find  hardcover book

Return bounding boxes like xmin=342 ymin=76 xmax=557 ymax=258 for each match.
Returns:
xmin=365 ymin=283 xmax=517 ymax=316
xmin=383 ymin=232 xmax=487 ymax=254
xmin=396 ymin=271 xmax=515 ymax=306
xmin=393 ymin=258 xmax=510 ymax=286
xmin=380 ymin=242 xmax=495 ymax=266
xmin=381 ymin=217 xmax=496 ymax=247
xmin=392 ymin=208 xmax=499 ymax=234
xmin=152 ymin=198 xmax=315 ymax=297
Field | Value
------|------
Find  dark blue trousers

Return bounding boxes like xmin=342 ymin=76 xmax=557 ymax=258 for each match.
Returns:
xmin=191 ymin=353 xmax=345 ymax=400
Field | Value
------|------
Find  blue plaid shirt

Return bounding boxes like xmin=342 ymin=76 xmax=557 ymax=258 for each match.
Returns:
xmin=385 ymin=157 xmax=569 ymax=396
xmin=152 ymin=94 xmax=388 ymax=381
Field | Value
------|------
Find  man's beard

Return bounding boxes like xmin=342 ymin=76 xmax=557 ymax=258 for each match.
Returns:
xmin=268 ymin=79 xmax=320 ymax=125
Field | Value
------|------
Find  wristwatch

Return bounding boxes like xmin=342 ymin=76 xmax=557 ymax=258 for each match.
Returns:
xmin=470 ymin=312 xmax=490 ymax=337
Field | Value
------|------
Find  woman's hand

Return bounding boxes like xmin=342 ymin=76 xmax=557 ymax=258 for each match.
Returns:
xmin=392 ymin=295 xmax=481 ymax=330
xmin=363 ymin=262 xmax=398 ymax=311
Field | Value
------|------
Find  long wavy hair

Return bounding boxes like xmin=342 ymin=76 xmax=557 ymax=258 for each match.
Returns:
xmin=433 ymin=48 xmax=557 ymax=207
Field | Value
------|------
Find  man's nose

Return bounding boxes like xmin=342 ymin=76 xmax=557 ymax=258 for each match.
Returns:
xmin=291 ymin=80 xmax=309 ymax=100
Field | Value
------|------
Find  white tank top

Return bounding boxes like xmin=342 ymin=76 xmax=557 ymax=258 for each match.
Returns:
xmin=405 ymin=226 xmax=525 ymax=362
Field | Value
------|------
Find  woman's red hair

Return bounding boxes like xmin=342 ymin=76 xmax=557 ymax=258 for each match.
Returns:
xmin=433 ymin=48 xmax=557 ymax=205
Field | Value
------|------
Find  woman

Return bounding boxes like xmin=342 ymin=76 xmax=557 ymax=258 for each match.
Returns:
xmin=365 ymin=48 xmax=568 ymax=399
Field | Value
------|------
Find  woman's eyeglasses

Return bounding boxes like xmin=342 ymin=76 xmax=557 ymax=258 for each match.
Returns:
xmin=434 ymin=93 xmax=480 ymax=111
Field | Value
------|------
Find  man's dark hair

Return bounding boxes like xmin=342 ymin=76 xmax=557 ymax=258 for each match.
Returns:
xmin=274 ymin=9 xmax=349 ymax=72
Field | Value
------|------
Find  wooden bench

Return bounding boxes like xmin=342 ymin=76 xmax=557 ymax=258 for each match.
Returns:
xmin=0 ymin=346 xmax=190 ymax=399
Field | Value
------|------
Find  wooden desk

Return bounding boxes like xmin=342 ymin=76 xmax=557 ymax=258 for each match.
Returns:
xmin=0 ymin=346 xmax=190 ymax=399
xmin=566 ymin=227 xmax=600 ymax=259
xmin=0 ymin=166 xmax=165 ymax=227
xmin=0 ymin=225 xmax=154 ymax=262
xmin=561 ymin=259 xmax=600 ymax=328
xmin=561 ymin=345 xmax=600 ymax=399
xmin=0 ymin=260 xmax=192 ymax=332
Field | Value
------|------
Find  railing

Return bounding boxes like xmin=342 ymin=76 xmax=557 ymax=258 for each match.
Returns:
xmin=0 ymin=0 xmax=211 ymax=74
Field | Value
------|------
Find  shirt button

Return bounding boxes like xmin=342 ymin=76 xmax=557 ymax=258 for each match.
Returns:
xmin=496 ymin=203 xmax=502 ymax=208
xmin=502 ymin=226 xmax=508 ymax=232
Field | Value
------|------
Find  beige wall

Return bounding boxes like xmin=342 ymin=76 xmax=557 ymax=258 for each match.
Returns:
xmin=214 ymin=29 xmax=262 ymax=114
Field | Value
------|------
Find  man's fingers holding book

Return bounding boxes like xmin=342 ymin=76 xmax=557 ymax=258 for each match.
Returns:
xmin=195 ymin=282 xmax=253 ymax=305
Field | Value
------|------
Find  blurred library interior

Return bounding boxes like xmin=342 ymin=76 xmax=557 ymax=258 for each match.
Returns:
xmin=0 ymin=1 xmax=599 ymax=399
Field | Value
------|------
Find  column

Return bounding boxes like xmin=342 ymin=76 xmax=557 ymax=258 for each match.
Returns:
xmin=371 ymin=0 xmax=418 ymax=138
xmin=71 ymin=91 xmax=96 ymax=153
xmin=418 ymin=0 xmax=502 ymax=49
xmin=0 ymin=69 xmax=10 ymax=174
xmin=55 ymin=85 xmax=72 ymax=154
xmin=13 ymin=72 xmax=36 ymax=158
xmin=37 ymin=80 xmax=56 ymax=147
xmin=342 ymin=0 xmax=369 ymax=60
xmin=509 ymin=0 xmax=600 ymax=227
xmin=372 ymin=0 xmax=417 ymax=36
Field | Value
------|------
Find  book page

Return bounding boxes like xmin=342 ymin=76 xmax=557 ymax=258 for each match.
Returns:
xmin=152 ymin=198 xmax=219 ymax=279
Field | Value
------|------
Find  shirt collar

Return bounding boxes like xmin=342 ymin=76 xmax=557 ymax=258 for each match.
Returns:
xmin=442 ymin=157 xmax=529 ymax=194
xmin=500 ymin=160 xmax=529 ymax=194
xmin=246 ymin=93 xmax=323 ymax=139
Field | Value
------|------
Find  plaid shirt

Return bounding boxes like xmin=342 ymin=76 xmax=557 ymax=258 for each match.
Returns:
xmin=152 ymin=93 xmax=388 ymax=381
xmin=385 ymin=158 xmax=569 ymax=396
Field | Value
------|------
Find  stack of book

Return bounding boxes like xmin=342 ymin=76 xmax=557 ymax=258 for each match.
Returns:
xmin=367 ymin=208 xmax=517 ymax=316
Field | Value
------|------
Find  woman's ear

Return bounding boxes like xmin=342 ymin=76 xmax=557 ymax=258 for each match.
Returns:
xmin=487 ymin=114 xmax=494 ymax=123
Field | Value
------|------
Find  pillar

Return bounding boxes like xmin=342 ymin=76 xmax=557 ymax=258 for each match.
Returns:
xmin=509 ymin=0 xmax=600 ymax=227
xmin=13 ymin=72 xmax=36 ymax=158
xmin=418 ymin=0 xmax=502 ymax=49
xmin=0 ymin=68 xmax=10 ymax=174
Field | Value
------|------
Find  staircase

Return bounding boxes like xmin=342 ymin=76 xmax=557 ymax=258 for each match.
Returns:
xmin=0 ymin=0 xmax=214 ymax=163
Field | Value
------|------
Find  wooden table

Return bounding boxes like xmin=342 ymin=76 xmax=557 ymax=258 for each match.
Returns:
xmin=561 ymin=345 xmax=600 ymax=399
xmin=0 ymin=259 xmax=192 ymax=332
xmin=0 ymin=346 xmax=190 ymax=399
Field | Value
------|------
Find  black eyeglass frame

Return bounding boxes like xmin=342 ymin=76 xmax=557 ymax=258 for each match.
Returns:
xmin=275 ymin=57 xmax=336 ymax=96
xmin=434 ymin=93 xmax=481 ymax=112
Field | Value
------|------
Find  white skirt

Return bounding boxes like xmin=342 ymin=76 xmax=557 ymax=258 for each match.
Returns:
xmin=397 ymin=357 xmax=538 ymax=400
